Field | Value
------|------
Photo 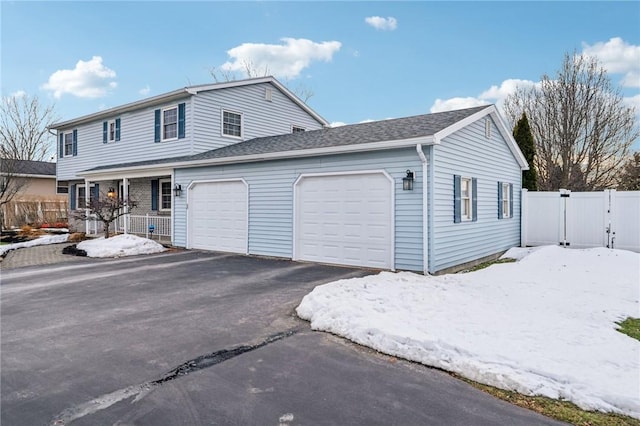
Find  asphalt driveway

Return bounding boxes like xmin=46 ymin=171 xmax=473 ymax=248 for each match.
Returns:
xmin=1 ymin=250 xmax=566 ymax=425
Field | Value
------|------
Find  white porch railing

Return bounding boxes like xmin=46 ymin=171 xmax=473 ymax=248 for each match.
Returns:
xmin=87 ymin=214 xmax=171 ymax=239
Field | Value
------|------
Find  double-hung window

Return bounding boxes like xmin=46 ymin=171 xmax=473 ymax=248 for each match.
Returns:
xmin=159 ymin=178 xmax=172 ymax=211
xmin=64 ymin=133 xmax=74 ymax=156
xmin=222 ymin=110 xmax=242 ymax=137
xmin=154 ymin=103 xmax=185 ymax=142
xmin=454 ymin=175 xmax=477 ymax=223
xmin=163 ymin=107 xmax=178 ymax=140
xmin=498 ymin=182 xmax=514 ymax=219
xmin=76 ymin=184 xmax=96 ymax=209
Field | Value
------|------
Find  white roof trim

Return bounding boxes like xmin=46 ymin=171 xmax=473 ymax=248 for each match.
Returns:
xmin=433 ymin=105 xmax=529 ymax=170
xmin=50 ymin=76 xmax=328 ymax=130
xmin=78 ymin=135 xmax=435 ymax=177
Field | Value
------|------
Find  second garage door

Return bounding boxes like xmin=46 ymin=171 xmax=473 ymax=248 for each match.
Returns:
xmin=294 ymin=172 xmax=393 ymax=269
xmin=188 ymin=180 xmax=248 ymax=254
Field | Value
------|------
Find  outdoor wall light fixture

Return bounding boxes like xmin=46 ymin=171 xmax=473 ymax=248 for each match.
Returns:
xmin=107 ymin=187 xmax=116 ymax=198
xmin=403 ymin=170 xmax=415 ymax=191
xmin=173 ymin=184 xmax=182 ymax=197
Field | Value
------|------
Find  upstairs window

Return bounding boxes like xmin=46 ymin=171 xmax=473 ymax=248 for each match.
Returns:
xmin=154 ymin=103 xmax=185 ymax=143
xmin=292 ymin=126 xmax=306 ymax=133
xmin=59 ymin=129 xmax=77 ymax=158
xmin=163 ymin=107 xmax=178 ymax=140
xmin=222 ymin=110 xmax=242 ymax=137
xmin=103 ymin=118 xmax=121 ymax=143
xmin=64 ymin=133 xmax=74 ymax=156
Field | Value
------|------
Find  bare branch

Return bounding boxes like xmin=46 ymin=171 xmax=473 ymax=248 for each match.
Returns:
xmin=70 ymin=192 xmax=137 ymax=239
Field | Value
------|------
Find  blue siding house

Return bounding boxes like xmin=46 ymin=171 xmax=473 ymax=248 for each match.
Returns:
xmin=53 ymin=77 xmax=527 ymax=274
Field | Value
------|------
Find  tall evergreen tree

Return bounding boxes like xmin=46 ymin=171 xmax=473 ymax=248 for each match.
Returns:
xmin=512 ymin=112 xmax=538 ymax=190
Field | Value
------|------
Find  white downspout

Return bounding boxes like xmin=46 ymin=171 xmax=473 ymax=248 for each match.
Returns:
xmin=123 ymin=177 xmax=129 ymax=234
xmin=416 ymin=144 xmax=429 ymax=274
xmin=84 ymin=178 xmax=90 ymax=234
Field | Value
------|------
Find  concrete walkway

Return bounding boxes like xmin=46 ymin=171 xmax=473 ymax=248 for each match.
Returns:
xmin=0 ymin=242 xmax=90 ymax=270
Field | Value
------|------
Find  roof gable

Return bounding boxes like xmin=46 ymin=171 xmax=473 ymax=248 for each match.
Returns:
xmin=50 ymin=76 xmax=328 ymax=130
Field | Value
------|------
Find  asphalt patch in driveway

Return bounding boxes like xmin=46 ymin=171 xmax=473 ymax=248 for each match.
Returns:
xmin=49 ymin=329 xmax=300 ymax=426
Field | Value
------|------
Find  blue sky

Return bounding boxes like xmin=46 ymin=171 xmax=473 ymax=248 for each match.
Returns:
xmin=2 ymin=1 xmax=639 ymax=135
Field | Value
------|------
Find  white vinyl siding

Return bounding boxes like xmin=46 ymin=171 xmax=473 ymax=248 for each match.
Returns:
xmin=174 ymin=148 xmax=424 ymax=272
xmin=432 ymin=116 xmax=522 ymax=272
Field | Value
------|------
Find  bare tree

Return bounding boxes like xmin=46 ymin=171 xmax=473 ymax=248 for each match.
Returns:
xmin=71 ymin=191 xmax=137 ymax=239
xmin=0 ymin=94 xmax=58 ymax=208
xmin=209 ymin=61 xmax=315 ymax=103
xmin=504 ymin=53 xmax=639 ymax=191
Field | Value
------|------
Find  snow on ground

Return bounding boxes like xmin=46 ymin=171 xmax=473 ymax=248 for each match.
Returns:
xmin=77 ymin=234 xmax=166 ymax=258
xmin=0 ymin=234 xmax=69 ymax=257
xmin=297 ymin=246 xmax=640 ymax=418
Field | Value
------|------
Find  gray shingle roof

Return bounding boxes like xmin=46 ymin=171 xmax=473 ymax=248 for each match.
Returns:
xmin=84 ymin=105 xmax=491 ymax=172
xmin=0 ymin=159 xmax=56 ymax=176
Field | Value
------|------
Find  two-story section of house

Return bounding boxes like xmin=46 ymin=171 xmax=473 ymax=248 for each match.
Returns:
xmin=52 ymin=76 xmax=328 ymax=238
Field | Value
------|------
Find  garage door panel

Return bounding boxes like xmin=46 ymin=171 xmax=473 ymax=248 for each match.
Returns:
xmin=295 ymin=173 xmax=392 ymax=269
xmin=189 ymin=181 xmax=247 ymax=254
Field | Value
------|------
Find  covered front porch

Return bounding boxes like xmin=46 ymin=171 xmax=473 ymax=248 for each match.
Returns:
xmin=73 ymin=166 xmax=179 ymax=244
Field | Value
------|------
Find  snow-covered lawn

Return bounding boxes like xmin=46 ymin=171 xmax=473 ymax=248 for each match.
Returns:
xmin=297 ymin=246 xmax=640 ymax=419
xmin=77 ymin=234 xmax=166 ymax=257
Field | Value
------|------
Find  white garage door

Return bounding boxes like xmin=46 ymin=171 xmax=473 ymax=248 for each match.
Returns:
xmin=188 ymin=180 xmax=248 ymax=254
xmin=295 ymin=172 xmax=393 ymax=269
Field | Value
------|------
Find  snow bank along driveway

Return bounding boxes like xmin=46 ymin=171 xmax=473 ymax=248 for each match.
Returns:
xmin=297 ymin=246 xmax=640 ymax=419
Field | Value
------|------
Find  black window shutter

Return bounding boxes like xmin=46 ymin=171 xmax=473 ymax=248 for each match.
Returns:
xmin=72 ymin=129 xmax=78 ymax=156
xmin=59 ymin=133 xmax=64 ymax=158
xmin=93 ymin=184 xmax=100 ymax=202
xmin=115 ymin=118 xmax=121 ymax=141
xmin=453 ymin=175 xmax=461 ymax=223
xmin=70 ymin=184 xmax=76 ymax=210
xmin=497 ymin=181 xmax=503 ymax=219
xmin=509 ymin=183 xmax=514 ymax=218
xmin=154 ymin=109 xmax=161 ymax=142
xmin=151 ymin=179 xmax=159 ymax=210
xmin=472 ymin=178 xmax=478 ymax=222
xmin=178 ymin=103 xmax=186 ymax=139
xmin=103 ymin=121 xmax=108 ymax=144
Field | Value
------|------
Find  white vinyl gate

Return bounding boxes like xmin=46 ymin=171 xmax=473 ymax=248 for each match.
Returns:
xmin=521 ymin=189 xmax=640 ymax=252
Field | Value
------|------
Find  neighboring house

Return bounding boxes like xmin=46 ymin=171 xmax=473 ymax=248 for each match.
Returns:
xmin=0 ymin=159 xmax=67 ymax=228
xmin=51 ymin=76 xmax=328 ymax=237
xmin=56 ymin=85 xmax=528 ymax=273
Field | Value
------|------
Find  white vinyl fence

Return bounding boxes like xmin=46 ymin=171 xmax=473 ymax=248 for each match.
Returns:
xmin=522 ymin=189 xmax=640 ymax=252
xmin=87 ymin=214 xmax=171 ymax=240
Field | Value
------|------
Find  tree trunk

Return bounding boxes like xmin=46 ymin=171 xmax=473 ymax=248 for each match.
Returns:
xmin=103 ymin=221 xmax=110 ymax=239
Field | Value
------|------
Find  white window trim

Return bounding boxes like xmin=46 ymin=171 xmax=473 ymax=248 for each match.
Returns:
xmin=221 ymin=109 xmax=243 ymax=139
xmin=107 ymin=119 xmax=117 ymax=143
xmin=461 ymin=177 xmax=473 ymax=221
xmin=291 ymin=125 xmax=306 ymax=133
xmin=64 ymin=132 xmax=74 ymax=156
xmin=159 ymin=178 xmax=172 ymax=211
xmin=161 ymin=105 xmax=178 ymax=142
xmin=502 ymin=182 xmax=511 ymax=219
xmin=76 ymin=183 xmax=95 ymax=209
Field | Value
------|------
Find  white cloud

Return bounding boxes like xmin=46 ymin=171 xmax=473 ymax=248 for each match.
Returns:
xmin=365 ymin=16 xmax=398 ymax=31
xmin=582 ymin=37 xmax=640 ymax=87
xmin=330 ymin=121 xmax=347 ymax=128
xmin=9 ymin=90 xmax=26 ymax=99
xmin=430 ymin=97 xmax=489 ymax=113
xmin=430 ymin=79 xmax=538 ymax=113
xmin=220 ymin=38 xmax=341 ymax=79
xmin=623 ymin=93 xmax=640 ymax=111
xmin=139 ymin=85 xmax=150 ymax=96
xmin=42 ymin=56 xmax=117 ymax=99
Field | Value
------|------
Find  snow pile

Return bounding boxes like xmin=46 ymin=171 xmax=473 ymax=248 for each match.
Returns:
xmin=0 ymin=234 xmax=69 ymax=257
xmin=77 ymin=234 xmax=166 ymax=258
xmin=297 ymin=246 xmax=640 ymax=418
